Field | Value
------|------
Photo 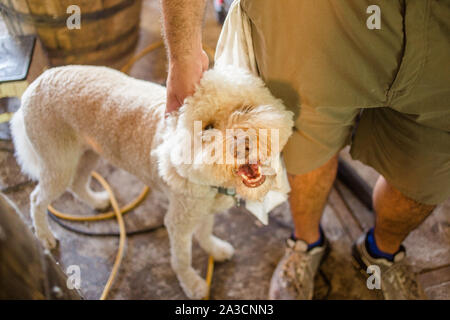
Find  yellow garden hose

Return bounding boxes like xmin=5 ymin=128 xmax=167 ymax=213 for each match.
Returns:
xmin=204 ymin=255 xmax=215 ymax=300
xmin=0 ymin=112 xmax=14 ymax=124
xmin=48 ymin=186 xmax=149 ymax=222
xmin=47 ymin=40 xmax=216 ymax=300
xmin=120 ymin=40 xmax=164 ymax=74
xmin=94 ymin=172 xmax=126 ymax=300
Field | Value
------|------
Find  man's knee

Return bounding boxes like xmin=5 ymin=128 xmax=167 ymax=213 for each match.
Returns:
xmin=373 ymin=176 xmax=436 ymax=229
xmin=288 ymin=154 xmax=338 ymax=190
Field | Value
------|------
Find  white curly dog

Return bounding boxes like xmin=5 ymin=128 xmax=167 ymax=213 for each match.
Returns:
xmin=11 ymin=65 xmax=293 ymax=299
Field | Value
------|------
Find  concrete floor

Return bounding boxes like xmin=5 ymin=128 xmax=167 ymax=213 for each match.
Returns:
xmin=0 ymin=0 xmax=449 ymax=300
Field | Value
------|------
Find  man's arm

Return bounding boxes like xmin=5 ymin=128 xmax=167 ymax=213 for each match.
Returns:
xmin=161 ymin=0 xmax=209 ymax=113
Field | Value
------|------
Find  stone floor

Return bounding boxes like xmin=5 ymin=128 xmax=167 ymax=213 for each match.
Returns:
xmin=0 ymin=0 xmax=449 ymax=300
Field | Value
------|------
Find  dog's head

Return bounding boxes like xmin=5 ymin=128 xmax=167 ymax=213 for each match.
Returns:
xmin=156 ymin=65 xmax=294 ymax=201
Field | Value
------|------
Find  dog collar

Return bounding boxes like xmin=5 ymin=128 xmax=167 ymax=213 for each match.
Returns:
xmin=212 ymin=186 xmax=242 ymax=206
xmin=214 ymin=186 xmax=236 ymax=196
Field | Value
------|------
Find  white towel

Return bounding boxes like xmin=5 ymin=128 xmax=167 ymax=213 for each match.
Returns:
xmin=214 ymin=0 xmax=290 ymax=225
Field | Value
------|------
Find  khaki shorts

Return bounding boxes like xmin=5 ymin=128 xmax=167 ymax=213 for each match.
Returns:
xmin=241 ymin=0 xmax=450 ymax=205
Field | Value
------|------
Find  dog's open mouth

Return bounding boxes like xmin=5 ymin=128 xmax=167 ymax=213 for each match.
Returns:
xmin=237 ymin=164 xmax=266 ymax=188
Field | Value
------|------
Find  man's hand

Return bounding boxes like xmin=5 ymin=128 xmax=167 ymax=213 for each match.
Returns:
xmin=166 ymin=49 xmax=209 ymax=113
xmin=161 ymin=0 xmax=208 ymax=114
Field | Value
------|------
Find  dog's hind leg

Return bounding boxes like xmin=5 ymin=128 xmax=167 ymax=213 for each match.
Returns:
xmin=69 ymin=150 xmax=110 ymax=211
xmin=165 ymin=197 xmax=208 ymax=299
xmin=194 ymin=214 xmax=234 ymax=262
xmin=30 ymin=167 xmax=74 ymax=249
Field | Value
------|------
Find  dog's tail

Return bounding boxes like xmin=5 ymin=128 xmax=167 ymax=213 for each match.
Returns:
xmin=10 ymin=108 xmax=41 ymax=181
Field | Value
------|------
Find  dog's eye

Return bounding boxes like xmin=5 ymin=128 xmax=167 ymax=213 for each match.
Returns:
xmin=204 ymin=123 xmax=214 ymax=130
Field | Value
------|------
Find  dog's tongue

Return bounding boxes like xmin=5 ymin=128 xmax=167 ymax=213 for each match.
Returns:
xmin=237 ymin=164 xmax=259 ymax=179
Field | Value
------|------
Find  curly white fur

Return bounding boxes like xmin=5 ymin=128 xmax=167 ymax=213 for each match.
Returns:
xmin=10 ymin=65 xmax=293 ymax=299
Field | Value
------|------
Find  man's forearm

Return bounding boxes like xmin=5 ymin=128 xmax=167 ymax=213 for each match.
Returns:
xmin=161 ymin=0 xmax=207 ymax=62
xmin=161 ymin=0 xmax=209 ymax=112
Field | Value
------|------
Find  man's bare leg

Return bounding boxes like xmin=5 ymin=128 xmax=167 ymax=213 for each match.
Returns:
xmin=373 ymin=176 xmax=435 ymax=254
xmin=269 ymin=154 xmax=338 ymax=299
xmin=288 ymin=154 xmax=338 ymax=243
xmin=351 ymin=175 xmax=434 ymax=299
xmin=272 ymin=157 xmax=435 ymax=300
xmin=289 ymin=159 xmax=435 ymax=250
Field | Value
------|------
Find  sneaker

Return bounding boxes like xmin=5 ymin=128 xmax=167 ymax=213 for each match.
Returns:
xmin=268 ymin=237 xmax=330 ymax=300
xmin=352 ymin=233 xmax=427 ymax=300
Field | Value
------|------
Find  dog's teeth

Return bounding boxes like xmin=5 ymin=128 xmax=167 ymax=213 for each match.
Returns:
xmin=246 ymin=175 xmax=263 ymax=183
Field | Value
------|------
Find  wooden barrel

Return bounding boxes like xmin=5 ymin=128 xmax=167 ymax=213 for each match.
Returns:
xmin=0 ymin=194 xmax=82 ymax=299
xmin=0 ymin=0 xmax=142 ymax=66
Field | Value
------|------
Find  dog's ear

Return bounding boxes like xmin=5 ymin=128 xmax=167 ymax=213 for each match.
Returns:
xmin=153 ymin=128 xmax=214 ymax=197
xmin=152 ymin=113 xmax=187 ymax=188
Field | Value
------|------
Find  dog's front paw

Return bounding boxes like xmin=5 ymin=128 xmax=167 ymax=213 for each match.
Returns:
xmin=210 ymin=238 xmax=234 ymax=262
xmin=179 ymin=269 xmax=208 ymax=300
xmin=37 ymin=229 xmax=58 ymax=249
